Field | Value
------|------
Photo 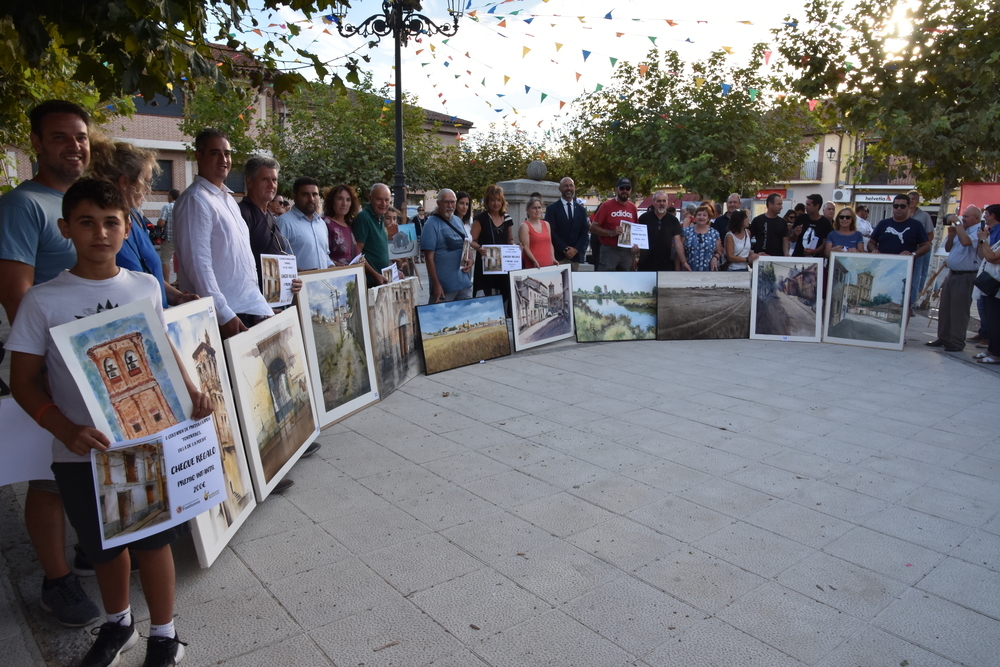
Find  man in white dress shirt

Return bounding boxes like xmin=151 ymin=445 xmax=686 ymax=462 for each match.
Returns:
xmin=277 ymin=176 xmax=333 ymax=271
xmin=174 ymin=128 xmax=273 ymax=338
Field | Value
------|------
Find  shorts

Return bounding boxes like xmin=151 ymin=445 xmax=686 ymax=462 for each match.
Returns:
xmin=28 ymin=478 xmax=61 ymax=493
xmin=52 ymin=462 xmax=188 ymax=564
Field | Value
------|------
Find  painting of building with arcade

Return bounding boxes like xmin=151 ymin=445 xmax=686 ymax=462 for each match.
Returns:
xmin=226 ymin=308 xmax=319 ymax=499
xmin=94 ymin=441 xmax=170 ymax=541
xmin=368 ymin=277 xmax=423 ymax=397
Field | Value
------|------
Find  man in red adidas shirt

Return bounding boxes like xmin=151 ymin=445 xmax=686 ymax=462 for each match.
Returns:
xmin=591 ymin=177 xmax=638 ymax=271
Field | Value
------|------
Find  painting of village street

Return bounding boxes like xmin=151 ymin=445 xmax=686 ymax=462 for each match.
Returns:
xmin=824 ymin=252 xmax=913 ymax=350
xmin=165 ymin=298 xmax=256 ymax=566
xmin=573 ymin=273 xmax=656 ymax=342
xmin=751 ymin=258 xmax=823 ymax=342
xmin=417 ymin=295 xmax=511 ymax=374
xmin=299 ymin=267 xmax=379 ymax=425
xmin=225 ymin=308 xmax=318 ymax=497
xmin=657 ymin=272 xmax=750 ymax=340
xmin=510 ymin=266 xmax=574 ymax=351
xmin=94 ymin=440 xmax=170 ymax=542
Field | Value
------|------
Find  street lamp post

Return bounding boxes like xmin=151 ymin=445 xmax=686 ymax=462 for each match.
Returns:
xmin=332 ymin=1 xmax=464 ymax=210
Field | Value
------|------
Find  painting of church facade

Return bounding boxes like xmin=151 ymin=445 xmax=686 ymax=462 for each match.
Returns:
xmin=165 ymin=298 xmax=256 ymax=567
xmin=94 ymin=441 xmax=170 ymax=541
xmin=225 ymin=307 xmax=319 ymax=500
xmin=368 ymin=277 xmax=423 ymax=397
xmin=823 ymin=252 xmax=913 ymax=351
xmin=52 ymin=299 xmax=190 ymax=442
xmin=298 ymin=266 xmax=380 ymax=427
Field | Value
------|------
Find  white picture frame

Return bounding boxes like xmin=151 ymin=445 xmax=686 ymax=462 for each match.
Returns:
xmin=750 ymin=257 xmax=824 ymax=343
xmin=508 ymin=265 xmax=575 ymax=352
xmin=823 ymin=252 xmax=914 ymax=351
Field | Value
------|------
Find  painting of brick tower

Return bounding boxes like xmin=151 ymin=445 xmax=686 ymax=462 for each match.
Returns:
xmin=86 ymin=332 xmax=178 ymax=437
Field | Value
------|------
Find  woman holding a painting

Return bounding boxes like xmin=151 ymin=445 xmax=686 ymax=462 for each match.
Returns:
xmin=680 ymin=206 xmax=723 ymax=271
xmin=471 ymin=184 xmax=515 ymax=296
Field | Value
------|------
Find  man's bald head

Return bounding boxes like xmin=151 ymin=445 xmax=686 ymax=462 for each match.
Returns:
xmin=962 ymin=205 xmax=982 ymax=227
xmin=369 ymin=183 xmax=391 ymax=216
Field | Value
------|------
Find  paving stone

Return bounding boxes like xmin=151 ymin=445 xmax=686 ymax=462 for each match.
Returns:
xmin=410 ymin=568 xmax=551 ymax=645
xmin=787 ymin=481 xmax=891 ymax=523
xmin=358 ymin=463 xmax=449 ymax=501
xmin=567 ymin=475 xmax=667 ymax=514
xmin=567 ymin=517 xmax=683 ymax=571
xmin=950 ymin=529 xmax=1000 ymax=571
xmin=442 ymin=512 xmax=557 ymax=564
xmin=775 ymin=551 xmax=907 ymax=620
xmin=873 ymin=587 xmax=1000 ymax=667
xmin=641 ymin=617 xmax=805 ymax=667
xmin=677 ymin=479 xmax=776 ymax=519
xmin=421 ymin=451 xmax=513 ymax=485
xmin=861 ymin=505 xmax=975 ymax=553
xmin=814 ymin=626 xmax=960 ymax=667
xmin=715 ymin=581 xmax=865 ymax=665
xmin=627 ymin=495 xmax=732 ymax=543
xmin=822 ymin=527 xmax=945 ymax=585
xmin=899 ymin=485 xmax=997 ymax=527
xmin=692 ymin=522 xmax=814 ymax=579
xmin=397 ymin=484 xmax=499 ymax=530
xmin=492 ymin=541 xmax=622 ymax=606
xmin=460 ymin=469 xmax=561 ymax=508
xmin=320 ymin=501 xmax=431 ymax=554
xmin=916 ymin=556 xmax=1000 ymax=618
xmin=634 ymin=548 xmax=766 ymax=615
xmin=359 ymin=533 xmax=483 ymax=596
xmin=476 ymin=609 xmax=634 ymax=667
xmin=562 ymin=577 xmax=701 ymax=657
xmin=310 ymin=599 xmax=464 ymax=667
xmin=742 ymin=500 xmax=854 ymax=550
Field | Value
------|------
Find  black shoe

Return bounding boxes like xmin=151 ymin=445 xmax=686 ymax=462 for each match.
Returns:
xmin=80 ymin=620 xmax=139 ymax=667
xmin=301 ymin=442 xmax=321 ymax=458
xmin=944 ymin=346 xmax=964 ymax=352
xmin=142 ymin=634 xmax=187 ymax=667
xmin=924 ymin=340 xmax=946 ymax=347
xmin=272 ymin=478 xmax=294 ymax=494
xmin=40 ymin=573 xmax=100 ymax=627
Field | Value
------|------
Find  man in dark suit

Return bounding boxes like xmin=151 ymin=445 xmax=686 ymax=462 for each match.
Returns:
xmin=545 ymin=177 xmax=590 ymax=268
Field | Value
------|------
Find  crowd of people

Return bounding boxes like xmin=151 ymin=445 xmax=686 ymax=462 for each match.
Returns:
xmin=2 ymin=100 xmax=1000 ymax=667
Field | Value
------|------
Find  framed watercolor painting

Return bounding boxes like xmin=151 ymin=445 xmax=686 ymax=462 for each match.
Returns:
xmin=823 ymin=252 xmax=913 ymax=351
xmin=417 ymin=295 xmax=511 ymax=374
xmin=573 ymin=272 xmax=657 ymax=342
xmin=509 ymin=265 xmax=574 ymax=352
xmin=165 ymin=298 xmax=257 ymax=567
xmin=656 ymin=272 xmax=750 ymax=340
xmin=368 ymin=277 xmax=424 ymax=397
xmin=224 ymin=307 xmax=319 ymax=500
xmin=750 ymin=257 xmax=824 ymax=343
xmin=297 ymin=266 xmax=380 ymax=426
xmin=50 ymin=298 xmax=191 ymax=442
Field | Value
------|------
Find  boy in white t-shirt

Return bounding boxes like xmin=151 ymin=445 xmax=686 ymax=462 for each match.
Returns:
xmin=7 ymin=178 xmax=211 ymax=667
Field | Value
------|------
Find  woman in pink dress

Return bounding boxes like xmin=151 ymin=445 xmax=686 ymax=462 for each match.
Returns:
xmin=519 ymin=197 xmax=557 ymax=268
xmin=324 ymin=184 xmax=360 ymax=265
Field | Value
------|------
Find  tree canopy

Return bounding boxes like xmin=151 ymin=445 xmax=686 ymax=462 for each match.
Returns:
xmin=557 ymin=47 xmax=822 ymax=199
xmin=774 ymin=0 xmax=1000 ymax=207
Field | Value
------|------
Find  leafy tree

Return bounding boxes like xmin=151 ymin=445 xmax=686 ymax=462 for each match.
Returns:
xmin=2 ymin=0 xmax=366 ymax=123
xmin=774 ymin=0 xmax=1000 ymax=229
xmin=179 ymin=84 xmax=264 ymax=162
xmin=434 ymin=125 xmax=568 ymax=201
xmin=262 ymin=76 xmax=441 ymax=197
xmin=872 ymin=293 xmax=893 ymax=306
xmin=557 ymin=47 xmax=822 ymax=199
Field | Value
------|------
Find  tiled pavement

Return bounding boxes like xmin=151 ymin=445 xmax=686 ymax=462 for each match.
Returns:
xmin=2 ymin=319 xmax=999 ymax=666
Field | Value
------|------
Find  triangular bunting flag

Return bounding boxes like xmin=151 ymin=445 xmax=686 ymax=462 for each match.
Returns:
xmin=523 ymin=46 xmax=531 ymax=57
xmin=555 ymin=42 xmax=563 ymax=51
xmin=749 ymin=88 xmax=758 ymax=100
xmin=648 ymin=36 xmax=657 ymax=44
xmin=722 ymin=46 xmax=734 ymax=54
xmin=763 ymin=50 xmax=772 ymax=65
xmin=498 ymin=19 xmax=507 ymax=27
xmin=605 ymin=11 xmax=613 ymax=19
xmin=616 ymin=32 xmax=624 ymax=37
xmin=695 ymin=77 xmax=705 ymax=88
xmin=504 ymin=75 xmax=510 ymax=84
xmin=559 ymin=101 xmax=566 ymax=110
xmin=575 ymin=72 xmax=582 ymax=81
xmin=610 ymin=57 xmax=618 ymax=66
xmin=721 ymin=83 xmax=732 ymax=95
xmin=595 ymin=84 xmax=604 ymax=91
xmin=525 ymin=85 xmax=531 ymax=94
xmin=666 ymin=20 xmax=677 ymax=27
xmin=582 ymin=50 xmax=591 ymax=61
xmin=540 ymin=93 xmax=548 ymax=102
xmin=639 ymin=64 xmax=649 ymax=77
xmin=808 ymin=99 xmax=818 ymax=111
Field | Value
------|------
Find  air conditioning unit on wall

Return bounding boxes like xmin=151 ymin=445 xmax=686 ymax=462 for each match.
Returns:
xmin=832 ymin=188 xmax=852 ymax=203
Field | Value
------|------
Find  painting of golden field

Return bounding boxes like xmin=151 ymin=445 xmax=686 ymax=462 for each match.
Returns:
xmin=417 ymin=296 xmax=511 ymax=374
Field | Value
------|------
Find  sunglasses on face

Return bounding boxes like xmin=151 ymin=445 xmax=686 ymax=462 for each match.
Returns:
xmin=838 ymin=215 xmax=852 ymax=220
xmin=618 ymin=186 xmax=631 ymax=191
xmin=892 ymin=204 xmax=908 ymax=209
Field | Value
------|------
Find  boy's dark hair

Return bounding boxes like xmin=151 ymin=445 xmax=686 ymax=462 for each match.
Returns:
xmin=292 ymin=176 xmax=320 ymax=195
xmin=806 ymin=193 xmax=823 ymax=208
xmin=194 ymin=127 xmax=228 ymax=153
xmin=168 ymin=189 xmax=180 ymax=200
xmin=30 ymin=100 xmax=90 ymax=137
xmin=62 ymin=178 xmax=129 ymax=221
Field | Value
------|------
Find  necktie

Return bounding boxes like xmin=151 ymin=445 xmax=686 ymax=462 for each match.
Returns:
xmin=566 ymin=201 xmax=573 ymax=219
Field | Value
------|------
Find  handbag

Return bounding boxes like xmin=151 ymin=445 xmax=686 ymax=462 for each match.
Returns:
xmin=974 ymin=270 xmax=1000 ymax=297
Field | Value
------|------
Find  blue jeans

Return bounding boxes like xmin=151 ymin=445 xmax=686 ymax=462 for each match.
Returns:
xmin=910 ymin=252 xmax=931 ymax=306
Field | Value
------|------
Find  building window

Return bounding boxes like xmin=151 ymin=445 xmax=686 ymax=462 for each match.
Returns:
xmin=103 ymin=358 xmax=119 ymax=379
xmin=152 ymin=160 xmax=173 ymax=192
xmin=151 ymin=409 xmax=162 ymax=422
xmin=124 ymin=350 xmax=142 ymax=376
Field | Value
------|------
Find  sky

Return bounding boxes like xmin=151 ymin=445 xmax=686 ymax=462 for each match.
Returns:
xmin=836 ymin=255 xmax=911 ymax=303
xmin=250 ymin=0 xmax=812 ymax=137
xmin=418 ymin=294 xmax=506 ymax=331
xmin=573 ymin=271 xmax=656 ymax=294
